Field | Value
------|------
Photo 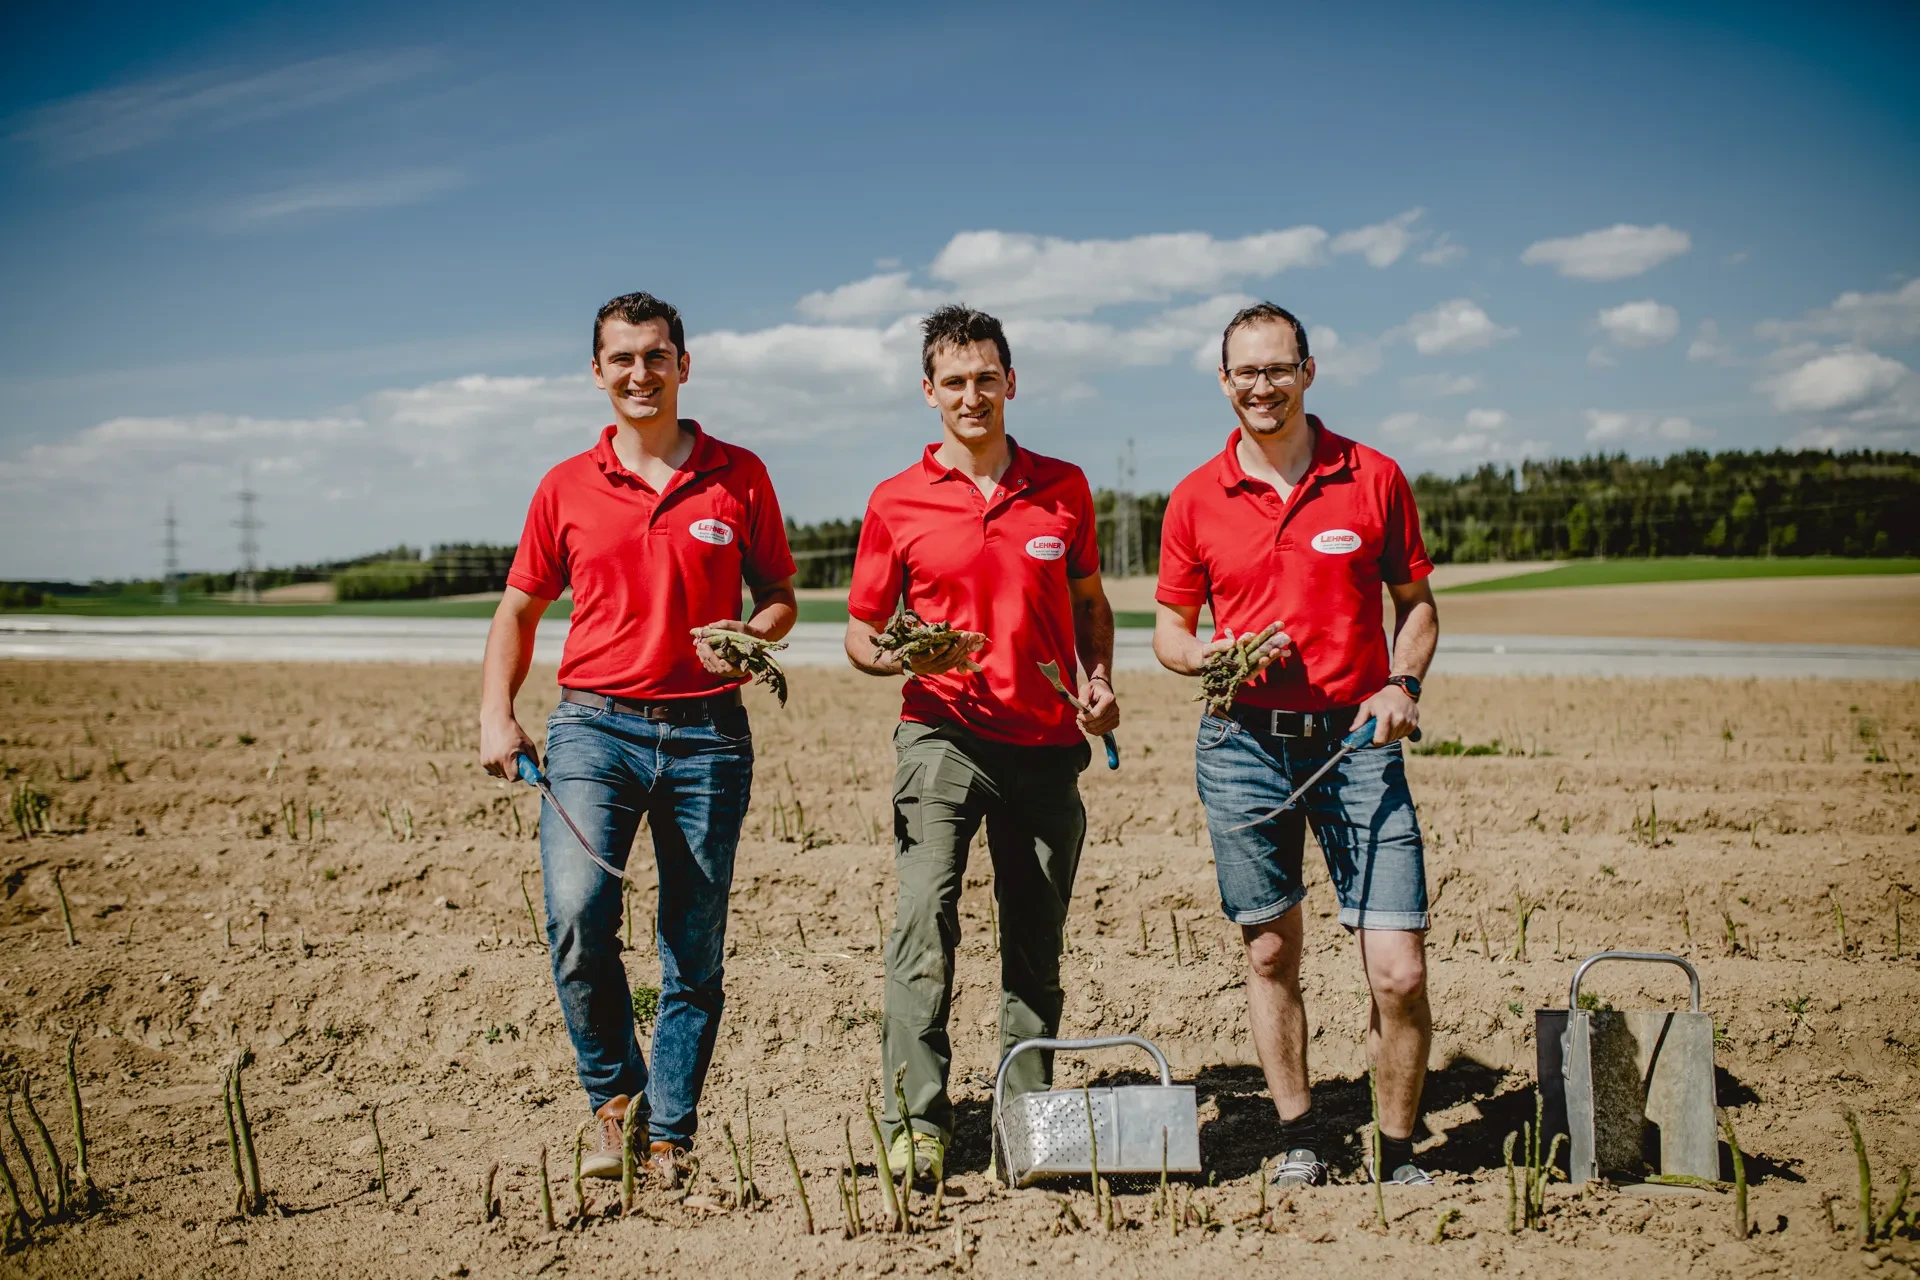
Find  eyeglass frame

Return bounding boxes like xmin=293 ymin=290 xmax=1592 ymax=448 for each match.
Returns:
xmin=1224 ymin=360 xmax=1310 ymax=391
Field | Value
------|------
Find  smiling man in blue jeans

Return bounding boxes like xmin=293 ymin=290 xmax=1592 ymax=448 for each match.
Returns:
xmin=1154 ymin=302 xmax=1439 ymax=1189
xmin=479 ymin=292 xmax=796 ymax=1187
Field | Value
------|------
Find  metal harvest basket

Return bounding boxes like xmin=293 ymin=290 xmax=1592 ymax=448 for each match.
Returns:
xmin=991 ymin=1035 xmax=1202 ymax=1187
xmin=1536 ymin=951 xmax=1720 ymax=1186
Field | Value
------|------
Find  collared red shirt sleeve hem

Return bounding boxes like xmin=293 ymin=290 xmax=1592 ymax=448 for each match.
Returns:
xmin=1153 ymin=485 xmax=1208 ymax=608
xmin=846 ymin=506 xmax=902 ymax=625
xmin=506 ymin=476 xmax=566 ymax=600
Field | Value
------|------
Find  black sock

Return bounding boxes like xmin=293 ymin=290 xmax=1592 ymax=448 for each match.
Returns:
xmin=1378 ymin=1132 xmax=1416 ymax=1174
xmin=1276 ymin=1107 xmax=1319 ymax=1154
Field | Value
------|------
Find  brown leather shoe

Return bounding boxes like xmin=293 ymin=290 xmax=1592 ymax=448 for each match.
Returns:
xmin=646 ymin=1140 xmax=690 ymax=1190
xmin=580 ymin=1095 xmax=633 ymax=1180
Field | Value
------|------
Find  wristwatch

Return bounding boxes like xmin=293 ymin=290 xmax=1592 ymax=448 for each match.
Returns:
xmin=1385 ymin=674 xmax=1422 ymax=701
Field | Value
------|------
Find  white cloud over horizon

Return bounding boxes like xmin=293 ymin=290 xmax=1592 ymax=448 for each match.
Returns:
xmin=1596 ymin=299 xmax=1680 ymax=348
xmin=1583 ymin=410 xmax=1711 ymax=444
xmin=1521 ymin=223 xmax=1692 ymax=281
xmin=1401 ymin=299 xmax=1517 ymax=355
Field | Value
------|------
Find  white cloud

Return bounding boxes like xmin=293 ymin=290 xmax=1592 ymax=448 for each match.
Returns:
xmin=1418 ymin=234 xmax=1464 ymax=267
xmin=925 ymin=226 xmax=1327 ymax=316
xmin=1402 ymin=372 xmax=1480 ymax=398
xmin=796 ymin=272 xmax=949 ymax=322
xmin=1306 ymin=326 xmax=1385 ymax=385
xmin=1596 ymin=299 xmax=1679 ymax=347
xmin=205 ymin=168 xmax=464 ymax=230
xmin=1583 ymin=410 xmax=1712 ymax=444
xmin=1376 ymin=412 xmax=1426 ymax=438
xmin=1521 ymin=223 xmax=1691 ymax=281
xmin=9 ymin=49 xmax=436 ymax=162
xmin=1687 ymin=320 xmax=1733 ymax=363
xmin=1586 ymin=346 xmax=1617 ymax=369
xmin=1401 ymin=299 xmax=1516 ymax=355
xmin=1760 ymin=348 xmax=1909 ymax=415
xmin=1465 ymin=408 xmax=1509 ymax=431
xmin=1330 ymin=208 xmax=1424 ymax=268
xmin=1756 ymin=278 xmax=1920 ymax=347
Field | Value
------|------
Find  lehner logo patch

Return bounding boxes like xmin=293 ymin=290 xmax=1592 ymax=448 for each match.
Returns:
xmin=1311 ymin=528 xmax=1362 ymax=554
xmin=1025 ymin=535 xmax=1067 ymax=561
xmin=689 ymin=519 xmax=735 ymax=546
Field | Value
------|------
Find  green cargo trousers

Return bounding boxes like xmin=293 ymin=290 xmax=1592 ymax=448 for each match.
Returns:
xmin=880 ymin=718 xmax=1091 ymax=1145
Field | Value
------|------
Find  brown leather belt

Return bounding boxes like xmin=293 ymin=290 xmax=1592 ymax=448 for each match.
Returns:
xmin=1227 ymin=704 xmax=1360 ymax=740
xmin=560 ymin=686 xmax=741 ymax=724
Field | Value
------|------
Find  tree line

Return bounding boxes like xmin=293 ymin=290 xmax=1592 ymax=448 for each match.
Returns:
xmin=5 ymin=448 xmax=1913 ymax=605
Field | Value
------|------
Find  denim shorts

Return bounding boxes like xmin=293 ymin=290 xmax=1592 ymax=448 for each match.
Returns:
xmin=1194 ymin=712 xmax=1429 ymax=931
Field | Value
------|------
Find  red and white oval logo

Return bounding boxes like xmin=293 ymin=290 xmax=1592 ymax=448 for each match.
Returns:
xmin=1311 ymin=528 xmax=1362 ymax=555
xmin=688 ymin=519 xmax=735 ymax=546
xmin=1025 ymin=535 xmax=1067 ymax=561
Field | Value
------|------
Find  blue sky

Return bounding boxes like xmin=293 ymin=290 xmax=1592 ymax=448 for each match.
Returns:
xmin=2 ymin=0 xmax=1916 ymax=580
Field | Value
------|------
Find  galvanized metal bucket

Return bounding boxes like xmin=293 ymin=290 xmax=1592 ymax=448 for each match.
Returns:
xmin=1536 ymin=951 xmax=1719 ymax=1186
xmin=991 ymin=1035 xmax=1202 ymax=1187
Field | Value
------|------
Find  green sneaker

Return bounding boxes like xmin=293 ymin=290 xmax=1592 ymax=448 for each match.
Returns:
xmin=886 ymin=1129 xmax=943 ymax=1184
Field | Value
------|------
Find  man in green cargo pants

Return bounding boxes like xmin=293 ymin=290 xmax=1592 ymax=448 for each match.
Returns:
xmin=843 ymin=305 xmax=1120 ymax=1180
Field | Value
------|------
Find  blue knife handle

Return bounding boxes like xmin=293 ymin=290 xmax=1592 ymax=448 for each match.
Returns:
xmin=1341 ymin=717 xmax=1423 ymax=750
xmin=1100 ymin=732 xmax=1119 ymax=770
xmin=514 ymin=753 xmax=545 ymax=786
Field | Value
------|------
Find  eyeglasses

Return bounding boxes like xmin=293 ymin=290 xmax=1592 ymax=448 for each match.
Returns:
xmin=1226 ymin=362 xmax=1307 ymax=390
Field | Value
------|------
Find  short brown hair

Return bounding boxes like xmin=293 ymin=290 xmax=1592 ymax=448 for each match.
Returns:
xmin=1220 ymin=302 xmax=1309 ymax=369
xmin=593 ymin=292 xmax=685 ymax=361
xmin=921 ymin=304 xmax=1012 ymax=379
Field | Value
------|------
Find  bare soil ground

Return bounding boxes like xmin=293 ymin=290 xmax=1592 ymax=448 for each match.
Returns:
xmin=1 ymin=663 xmax=1916 ymax=1279
xmin=1433 ymin=576 xmax=1920 ymax=648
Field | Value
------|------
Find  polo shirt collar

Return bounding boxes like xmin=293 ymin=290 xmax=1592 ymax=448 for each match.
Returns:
xmin=592 ymin=419 xmax=727 ymax=489
xmin=1215 ymin=415 xmax=1351 ymax=491
xmin=920 ymin=436 xmax=1033 ymax=496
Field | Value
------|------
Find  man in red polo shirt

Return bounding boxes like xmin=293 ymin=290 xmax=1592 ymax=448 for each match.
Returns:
xmin=1154 ymin=301 xmax=1439 ymax=1189
xmin=478 ymin=291 xmax=796 ymax=1188
xmin=844 ymin=304 xmax=1120 ymax=1179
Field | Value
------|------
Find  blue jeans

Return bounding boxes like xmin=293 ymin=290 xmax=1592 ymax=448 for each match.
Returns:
xmin=538 ymin=696 xmax=753 ymax=1147
xmin=1194 ymin=712 xmax=1429 ymax=931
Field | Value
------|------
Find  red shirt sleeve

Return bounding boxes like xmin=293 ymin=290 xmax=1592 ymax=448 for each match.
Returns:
xmin=1380 ymin=464 xmax=1434 ymax=585
xmin=1154 ymin=486 xmax=1207 ymax=607
xmin=740 ymin=460 xmax=797 ymax=588
xmin=506 ymin=473 xmax=566 ymax=599
xmin=1066 ymin=470 xmax=1100 ymax=579
xmin=846 ymin=502 xmax=903 ymax=625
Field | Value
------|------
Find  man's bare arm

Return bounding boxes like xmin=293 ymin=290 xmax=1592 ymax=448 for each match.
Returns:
xmin=1067 ymin=573 xmax=1119 ymax=735
xmin=695 ymin=577 xmax=799 ymax=676
xmin=1351 ymin=579 xmax=1438 ymax=744
xmin=479 ymin=586 xmax=551 ymax=777
xmin=843 ymin=613 xmax=982 ymax=677
xmin=1153 ymin=601 xmax=1292 ymax=679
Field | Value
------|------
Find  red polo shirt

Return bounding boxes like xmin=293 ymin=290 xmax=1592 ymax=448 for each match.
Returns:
xmin=507 ymin=422 xmax=796 ymax=700
xmin=1156 ymin=418 xmax=1432 ymax=712
xmin=848 ymin=440 xmax=1099 ymax=747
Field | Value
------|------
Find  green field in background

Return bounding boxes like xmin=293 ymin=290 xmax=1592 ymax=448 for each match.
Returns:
xmin=1442 ymin=557 xmax=1920 ymax=593
xmin=6 ymin=595 xmax=565 ymax=619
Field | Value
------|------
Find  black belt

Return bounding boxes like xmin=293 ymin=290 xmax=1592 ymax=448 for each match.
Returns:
xmin=1227 ymin=704 xmax=1360 ymax=741
xmin=560 ymin=687 xmax=741 ymax=724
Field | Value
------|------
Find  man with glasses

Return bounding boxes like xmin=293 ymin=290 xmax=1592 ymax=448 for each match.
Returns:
xmin=844 ymin=304 xmax=1119 ymax=1181
xmin=479 ymin=291 xmax=797 ymax=1189
xmin=1152 ymin=302 xmax=1440 ymax=1189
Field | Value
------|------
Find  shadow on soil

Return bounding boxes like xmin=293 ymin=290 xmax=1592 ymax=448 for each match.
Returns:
xmin=932 ymin=1055 xmax=1800 ymax=1187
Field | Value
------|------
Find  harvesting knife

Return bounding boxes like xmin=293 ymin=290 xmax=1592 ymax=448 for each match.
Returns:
xmin=1037 ymin=661 xmax=1120 ymax=769
xmin=1226 ymin=716 xmax=1422 ymax=832
xmin=514 ymin=753 xmax=626 ymax=880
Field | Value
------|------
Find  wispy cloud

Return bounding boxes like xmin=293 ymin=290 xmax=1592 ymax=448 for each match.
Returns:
xmin=1595 ymin=299 xmax=1680 ymax=348
xmin=205 ymin=167 xmax=465 ymax=230
xmin=9 ymin=48 xmax=437 ymax=162
xmin=1521 ymin=223 xmax=1691 ymax=281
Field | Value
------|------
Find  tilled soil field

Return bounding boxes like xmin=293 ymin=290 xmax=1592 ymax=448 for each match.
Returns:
xmin=0 ymin=662 xmax=1916 ymax=1279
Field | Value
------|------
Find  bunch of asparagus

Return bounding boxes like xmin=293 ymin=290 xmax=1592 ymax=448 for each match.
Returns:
xmin=870 ymin=610 xmax=981 ymax=676
xmin=693 ymin=628 xmax=789 ymax=706
xmin=1195 ymin=623 xmax=1284 ymax=715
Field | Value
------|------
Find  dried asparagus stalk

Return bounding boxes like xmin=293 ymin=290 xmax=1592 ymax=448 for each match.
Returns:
xmin=693 ymin=627 xmax=790 ymax=706
xmin=870 ymin=611 xmax=981 ymax=677
xmin=1195 ymin=624 xmax=1283 ymax=715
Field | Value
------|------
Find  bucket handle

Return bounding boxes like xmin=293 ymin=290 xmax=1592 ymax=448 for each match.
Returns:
xmin=992 ymin=1035 xmax=1174 ymax=1119
xmin=1568 ymin=950 xmax=1701 ymax=1013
